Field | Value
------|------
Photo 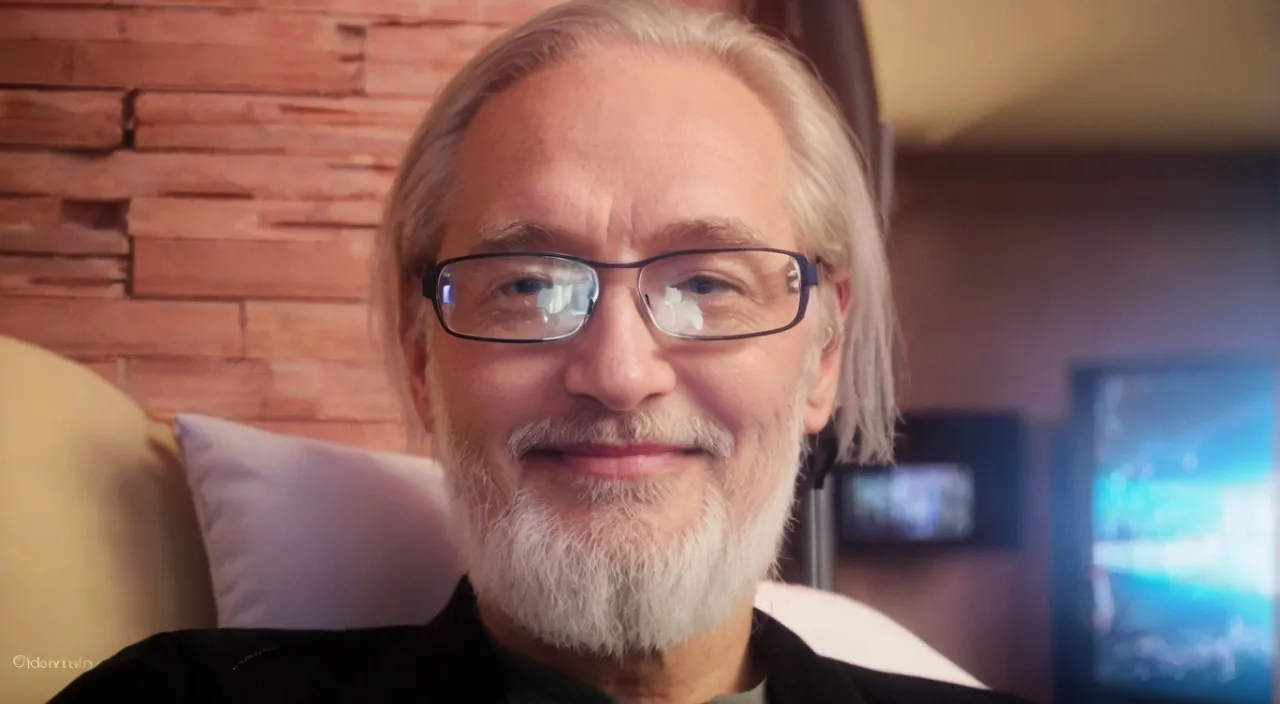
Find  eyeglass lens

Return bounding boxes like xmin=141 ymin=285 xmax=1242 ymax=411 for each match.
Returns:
xmin=436 ymin=251 xmax=804 ymax=342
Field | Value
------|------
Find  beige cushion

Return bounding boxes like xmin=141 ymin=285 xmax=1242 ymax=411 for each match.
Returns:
xmin=0 ymin=335 xmax=215 ymax=703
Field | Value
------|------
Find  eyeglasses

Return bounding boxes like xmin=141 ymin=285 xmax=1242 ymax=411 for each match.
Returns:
xmin=420 ymin=248 xmax=820 ymax=343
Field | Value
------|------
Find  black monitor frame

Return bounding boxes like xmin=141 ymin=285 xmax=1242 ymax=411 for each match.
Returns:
xmin=833 ymin=410 xmax=1025 ymax=553
xmin=1052 ymin=355 xmax=1278 ymax=704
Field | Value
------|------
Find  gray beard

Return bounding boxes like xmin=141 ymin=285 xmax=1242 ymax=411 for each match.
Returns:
xmin=430 ymin=366 xmax=814 ymax=659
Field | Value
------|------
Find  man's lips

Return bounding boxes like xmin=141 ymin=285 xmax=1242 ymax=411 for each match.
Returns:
xmin=547 ymin=443 xmax=696 ymax=458
xmin=525 ymin=443 xmax=703 ymax=479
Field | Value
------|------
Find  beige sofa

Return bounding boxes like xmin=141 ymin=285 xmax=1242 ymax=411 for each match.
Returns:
xmin=0 ymin=335 xmax=216 ymax=702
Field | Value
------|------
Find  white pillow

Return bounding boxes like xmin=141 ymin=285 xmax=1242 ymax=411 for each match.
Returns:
xmin=754 ymin=581 xmax=985 ymax=688
xmin=174 ymin=414 xmax=463 ymax=630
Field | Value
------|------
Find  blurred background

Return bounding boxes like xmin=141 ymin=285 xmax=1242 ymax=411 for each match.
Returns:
xmin=0 ymin=1 xmax=1276 ymax=702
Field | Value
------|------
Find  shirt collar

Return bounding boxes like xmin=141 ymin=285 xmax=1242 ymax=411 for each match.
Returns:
xmin=349 ymin=577 xmax=867 ymax=704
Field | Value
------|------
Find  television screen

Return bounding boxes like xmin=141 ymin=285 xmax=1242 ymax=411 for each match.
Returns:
xmin=838 ymin=463 xmax=976 ymax=542
xmin=1089 ymin=367 xmax=1276 ymax=703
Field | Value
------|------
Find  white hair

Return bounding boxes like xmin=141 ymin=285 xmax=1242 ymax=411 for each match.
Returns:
xmin=371 ymin=0 xmax=896 ymax=463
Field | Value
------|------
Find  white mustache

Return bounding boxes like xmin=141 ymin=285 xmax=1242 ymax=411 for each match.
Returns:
xmin=507 ymin=410 xmax=735 ymax=461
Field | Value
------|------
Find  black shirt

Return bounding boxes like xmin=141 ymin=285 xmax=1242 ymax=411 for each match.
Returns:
xmin=496 ymin=641 xmax=769 ymax=704
xmin=51 ymin=578 xmax=1036 ymax=704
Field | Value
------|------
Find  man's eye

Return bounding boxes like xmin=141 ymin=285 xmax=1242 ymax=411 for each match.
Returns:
xmin=677 ymin=276 xmax=736 ymax=296
xmin=497 ymin=277 xmax=551 ymax=296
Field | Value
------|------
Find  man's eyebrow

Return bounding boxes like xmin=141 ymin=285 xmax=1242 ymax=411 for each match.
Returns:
xmin=466 ymin=217 xmax=771 ymax=256
xmin=470 ymin=220 xmax=580 ymax=254
xmin=653 ymin=218 xmax=770 ymax=251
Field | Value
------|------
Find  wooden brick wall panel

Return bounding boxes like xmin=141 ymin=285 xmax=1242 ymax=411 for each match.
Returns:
xmin=129 ymin=197 xmax=383 ymax=241
xmin=35 ymin=0 xmax=257 ymax=8
xmin=75 ymin=357 xmax=125 ymax=387
xmin=0 ymin=40 xmax=359 ymax=94
xmin=478 ymin=0 xmax=569 ymax=23
xmin=366 ymin=23 xmax=502 ymax=63
xmin=0 ymin=0 xmax=555 ymax=449
xmin=0 ymin=197 xmax=61 ymax=228
xmin=252 ymin=420 xmax=407 ymax=451
xmin=0 ymin=8 xmax=361 ymax=54
xmin=129 ymin=358 xmax=400 ymax=421
xmin=245 ymin=301 xmax=380 ymax=360
xmin=30 ymin=0 xmax=487 ymax=21
xmin=134 ymin=93 xmax=427 ymax=128
xmin=133 ymin=235 xmax=372 ymax=300
xmin=136 ymin=123 xmax=412 ymax=160
xmin=477 ymin=0 xmax=740 ymax=24
xmin=364 ymin=24 xmax=504 ymax=96
xmin=364 ymin=64 xmax=446 ymax=98
xmin=0 ymin=90 xmax=124 ymax=149
xmin=0 ymin=227 xmax=130 ymax=256
xmin=260 ymin=359 xmax=401 ymax=420
xmin=0 ymin=151 xmax=393 ymax=200
xmin=134 ymin=92 xmax=425 ymax=158
xmin=0 ymin=256 xmax=126 ymax=298
xmin=260 ymin=0 xmax=474 ymax=21
xmin=127 ymin=357 xmax=270 ymax=419
xmin=0 ymin=197 xmax=130 ymax=256
xmin=0 ymin=298 xmax=242 ymax=357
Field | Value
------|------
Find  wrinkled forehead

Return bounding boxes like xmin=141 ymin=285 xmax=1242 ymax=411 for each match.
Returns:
xmin=439 ymin=47 xmax=797 ymax=262
xmin=463 ymin=217 xmax=773 ymax=259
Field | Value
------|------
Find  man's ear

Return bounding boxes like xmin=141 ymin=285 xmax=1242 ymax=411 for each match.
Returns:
xmin=400 ymin=308 xmax=435 ymax=436
xmin=802 ymin=278 xmax=852 ymax=434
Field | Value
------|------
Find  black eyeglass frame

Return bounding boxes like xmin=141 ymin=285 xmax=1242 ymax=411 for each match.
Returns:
xmin=419 ymin=247 xmax=822 ymax=344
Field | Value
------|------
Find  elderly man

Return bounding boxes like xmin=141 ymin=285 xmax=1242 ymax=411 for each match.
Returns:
xmin=54 ymin=1 xmax=1032 ymax=702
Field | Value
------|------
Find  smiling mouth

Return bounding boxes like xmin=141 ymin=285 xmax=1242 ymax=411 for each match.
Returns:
xmin=526 ymin=444 xmax=705 ymax=480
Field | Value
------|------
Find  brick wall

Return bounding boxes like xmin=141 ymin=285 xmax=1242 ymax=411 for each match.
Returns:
xmin=0 ymin=0 xmax=739 ymax=453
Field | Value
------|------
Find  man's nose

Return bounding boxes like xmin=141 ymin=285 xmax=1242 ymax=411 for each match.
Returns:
xmin=562 ymin=286 xmax=676 ymax=412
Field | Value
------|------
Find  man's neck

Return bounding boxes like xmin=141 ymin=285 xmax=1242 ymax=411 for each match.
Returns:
xmin=476 ymin=599 xmax=759 ymax=704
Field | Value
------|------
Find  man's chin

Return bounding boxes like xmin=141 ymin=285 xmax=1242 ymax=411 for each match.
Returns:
xmin=469 ymin=499 xmax=740 ymax=658
xmin=522 ymin=471 xmax=707 ymax=530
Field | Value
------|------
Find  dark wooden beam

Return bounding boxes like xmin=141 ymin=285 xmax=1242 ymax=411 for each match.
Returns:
xmin=894 ymin=150 xmax=1280 ymax=218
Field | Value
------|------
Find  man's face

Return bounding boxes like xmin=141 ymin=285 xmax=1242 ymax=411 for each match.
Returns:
xmin=412 ymin=47 xmax=843 ymax=655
